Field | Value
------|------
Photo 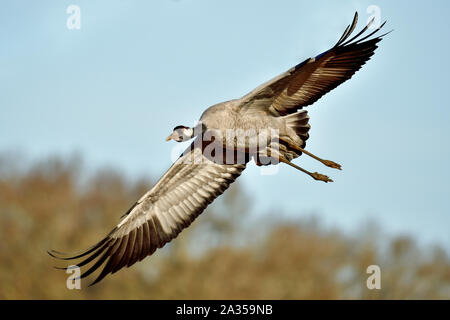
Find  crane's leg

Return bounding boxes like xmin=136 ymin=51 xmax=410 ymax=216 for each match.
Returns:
xmin=278 ymin=155 xmax=333 ymax=183
xmin=298 ymin=147 xmax=341 ymax=170
xmin=279 ymin=137 xmax=342 ymax=170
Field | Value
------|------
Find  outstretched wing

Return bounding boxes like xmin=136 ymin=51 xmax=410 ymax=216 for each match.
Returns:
xmin=49 ymin=141 xmax=246 ymax=285
xmin=240 ymin=12 xmax=390 ymax=116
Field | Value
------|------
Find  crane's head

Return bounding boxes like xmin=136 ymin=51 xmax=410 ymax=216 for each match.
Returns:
xmin=165 ymin=125 xmax=194 ymax=142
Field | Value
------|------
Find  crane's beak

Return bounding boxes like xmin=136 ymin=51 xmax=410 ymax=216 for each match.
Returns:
xmin=165 ymin=133 xmax=173 ymax=142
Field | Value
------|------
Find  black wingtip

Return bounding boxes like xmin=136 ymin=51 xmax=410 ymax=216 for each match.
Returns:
xmin=53 ymin=266 xmax=65 ymax=270
xmin=379 ymin=28 xmax=394 ymax=38
xmin=48 ymin=249 xmax=69 ymax=257
xmin=335 ymin=12 xmax=360 ymax=47
xmin=353 ymin=21 xmax=389 ymax=45
xmin=53 ymin=264 xmax=81 ymax=270
xmin=53 ymin=265 xmax=68 ymax=270
xmin=48 ymin=236 xmax=111 ymax=261
xmin=48 ymin=249 xmax=71 ymax=259
xmin=48 ymin=248 xmax=79 ymax=260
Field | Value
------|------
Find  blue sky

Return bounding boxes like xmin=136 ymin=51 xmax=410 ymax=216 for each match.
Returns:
xmin=1 ymin=1 xmax=449 ymax=249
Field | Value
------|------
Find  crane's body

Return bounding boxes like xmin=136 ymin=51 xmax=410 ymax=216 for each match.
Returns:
xmin=199 ymin=99 xmax=301 ymax=164
xmin=50 ymin=12 xmax=389 ymax=285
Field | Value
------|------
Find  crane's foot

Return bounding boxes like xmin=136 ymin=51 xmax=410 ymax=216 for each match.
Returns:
xmin=311 ymin=172 xmax=333 ymax=183
xmin=321 ymin=160 xmax=342 ymax=170
xmin=280 ymin=139 xmax=342 ymax=171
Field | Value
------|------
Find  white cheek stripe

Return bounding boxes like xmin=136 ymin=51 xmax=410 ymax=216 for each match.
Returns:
xmin=183 ymin=128 xmax=194 ymax=137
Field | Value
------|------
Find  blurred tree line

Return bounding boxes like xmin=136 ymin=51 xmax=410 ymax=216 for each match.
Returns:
xmin=0 ymin=153 xmax=448 ymax=299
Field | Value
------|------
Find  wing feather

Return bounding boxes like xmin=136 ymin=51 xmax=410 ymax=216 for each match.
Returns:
xmin=240 ymin=12 xmax=389 ymax=116
xmin=50 ymin=141 xmax=246 ymax=285
xmin=128 ymin=226 xmax=142 ymax=266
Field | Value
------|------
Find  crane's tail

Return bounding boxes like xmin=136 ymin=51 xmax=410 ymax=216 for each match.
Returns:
xmin=283 ymin=110 xmax=311 ymax=148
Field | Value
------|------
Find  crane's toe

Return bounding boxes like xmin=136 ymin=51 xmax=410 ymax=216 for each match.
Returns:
xmin=311 ymin=172 xmax=333 ymax=183
xmin=322 ymin=160 xmax=342 ymax=170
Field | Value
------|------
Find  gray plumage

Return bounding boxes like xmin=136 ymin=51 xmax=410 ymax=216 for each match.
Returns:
xmin=50 ymin=12 xmax=389 ymax=285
